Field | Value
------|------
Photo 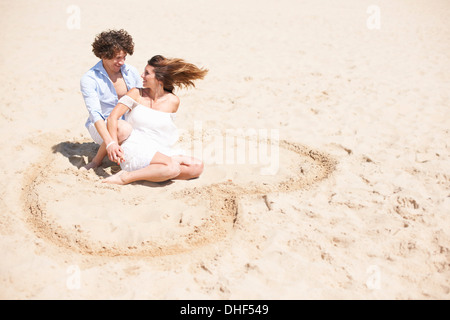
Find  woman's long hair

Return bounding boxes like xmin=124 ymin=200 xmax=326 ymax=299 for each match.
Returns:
xmin=148 ymin=55 xmax=208 ymax=93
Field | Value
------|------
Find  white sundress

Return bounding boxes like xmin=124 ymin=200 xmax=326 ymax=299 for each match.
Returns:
xmin=117 ymin=94 xmax=183 ymax=172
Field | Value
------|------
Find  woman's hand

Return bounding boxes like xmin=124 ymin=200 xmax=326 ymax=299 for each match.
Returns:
xmin=106 ymin=141 xmax=125 ymax=164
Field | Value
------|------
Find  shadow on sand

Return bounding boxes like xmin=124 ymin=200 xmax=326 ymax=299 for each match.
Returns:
xmin=51 ymin=141 xmax=173 ymax=187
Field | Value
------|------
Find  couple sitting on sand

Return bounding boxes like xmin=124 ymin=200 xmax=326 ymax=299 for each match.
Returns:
xmin=80 ymin=29 xmax=207 ymax=185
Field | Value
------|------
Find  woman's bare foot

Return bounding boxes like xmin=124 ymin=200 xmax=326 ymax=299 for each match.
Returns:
xmin=102 ymin=170 xmax=126 ymax=185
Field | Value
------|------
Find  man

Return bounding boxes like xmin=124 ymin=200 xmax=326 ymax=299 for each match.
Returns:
xmin=80 ymin=29 xmax=142 ymax=169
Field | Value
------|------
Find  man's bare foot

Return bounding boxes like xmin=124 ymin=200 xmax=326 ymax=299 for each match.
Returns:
xmin=81 ymin=160 xmax=102 ymax=170
xmin=102 ymin=171 xmax=126 ymax=185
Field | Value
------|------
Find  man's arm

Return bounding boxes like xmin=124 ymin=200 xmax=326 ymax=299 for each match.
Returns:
xmin=80 ymin=74 xmax=115 ymax=146
xmin=80 ymin=75 xmax=104 ymax=125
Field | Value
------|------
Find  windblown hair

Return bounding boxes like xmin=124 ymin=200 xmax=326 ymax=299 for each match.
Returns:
xmin=148 ymin=55 xmax=208 ymax=93
xmin=92 ymin=29 xmax=135 ymax=59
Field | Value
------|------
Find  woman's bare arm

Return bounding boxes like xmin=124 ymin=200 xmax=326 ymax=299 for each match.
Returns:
xmin=106 ymin=88 xmax=140 ymax=164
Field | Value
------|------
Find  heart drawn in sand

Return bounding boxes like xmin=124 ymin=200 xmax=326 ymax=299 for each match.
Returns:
xmin=22 ymin=133 xmax=336 ymax=257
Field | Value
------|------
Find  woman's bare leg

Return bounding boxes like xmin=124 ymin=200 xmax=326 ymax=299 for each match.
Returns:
xmin=103 ymin=152 xmax=181 ymax=185
xmin=82 ymin=120 xmax=133 ymax=170
xmin=171 ymin=155 xmax=204 ymax=180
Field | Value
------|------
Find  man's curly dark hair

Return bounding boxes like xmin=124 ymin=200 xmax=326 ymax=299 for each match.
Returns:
xmin=91 ymin=29 xmax=134 ymax=59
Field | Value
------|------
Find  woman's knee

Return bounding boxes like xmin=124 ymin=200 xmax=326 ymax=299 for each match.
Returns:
xmin=185 ymin=160 xmax=203 ymax=179
xmin=192 ymin=161 xmax=204 ymax=177
xmin=186 ymin=157 xmax=204 ymax=176
xmin=117 ymin=120 xmax=133 ymax=143
xmin=167 ymin=160 xmax=181 ymax=179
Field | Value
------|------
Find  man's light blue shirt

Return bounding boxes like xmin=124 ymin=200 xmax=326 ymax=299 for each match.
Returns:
xmin=80 ymin=60 xmax=142 ymax=128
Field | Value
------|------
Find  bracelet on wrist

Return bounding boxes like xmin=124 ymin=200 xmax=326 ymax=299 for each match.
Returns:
xmin=106 ymin=141 xmax=116 ymax=150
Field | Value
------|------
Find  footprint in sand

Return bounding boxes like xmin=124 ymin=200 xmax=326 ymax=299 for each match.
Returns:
xmin=22 ymin=132 xmax=336 ymax=257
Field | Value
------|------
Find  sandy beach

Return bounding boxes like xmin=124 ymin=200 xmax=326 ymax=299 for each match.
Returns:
xmin=0 ymin=0 xmax=449 ymax=299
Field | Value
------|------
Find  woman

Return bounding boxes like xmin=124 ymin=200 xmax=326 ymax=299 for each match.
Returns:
xmin=103 ymin=55 xmax=208 ymax=185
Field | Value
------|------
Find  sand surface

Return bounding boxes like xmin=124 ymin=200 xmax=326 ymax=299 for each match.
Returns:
xmin=0 ymin=0 xmax=449 ymax=299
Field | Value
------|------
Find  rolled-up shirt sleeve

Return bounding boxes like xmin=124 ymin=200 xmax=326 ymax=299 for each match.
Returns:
xmin=80 ymin=74 xmax=104 ymax=124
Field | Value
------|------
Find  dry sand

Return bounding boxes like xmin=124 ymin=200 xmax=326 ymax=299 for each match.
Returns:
xmin=0 ymin=0 xmax=449 ymax=299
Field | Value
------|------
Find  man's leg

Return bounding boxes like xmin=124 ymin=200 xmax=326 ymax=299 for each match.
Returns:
xmin=83 ymin=143 xmax=107 ymax=170
xmin=82 ymin=120 xmax=132 ymax=170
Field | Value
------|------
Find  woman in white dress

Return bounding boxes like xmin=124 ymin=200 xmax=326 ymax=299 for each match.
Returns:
xmin=102 ymin=55 xmax=208 ymax=185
